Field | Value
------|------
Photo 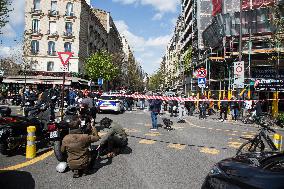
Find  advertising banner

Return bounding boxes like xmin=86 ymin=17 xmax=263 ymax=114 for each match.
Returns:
xmin=212 ymin=0 xmax=222 ymax=16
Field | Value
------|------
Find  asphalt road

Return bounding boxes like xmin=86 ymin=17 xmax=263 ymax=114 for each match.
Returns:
xmin=0 ymin=106 xmax=283 ymax=189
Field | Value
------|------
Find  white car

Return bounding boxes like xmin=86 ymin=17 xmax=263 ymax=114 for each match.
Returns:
xmin=97 ymin=95 xmax=124 ymax=113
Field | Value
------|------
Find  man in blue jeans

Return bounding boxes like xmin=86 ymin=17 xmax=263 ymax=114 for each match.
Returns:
xmin=149 ymin=98 xmax=162 ymax=131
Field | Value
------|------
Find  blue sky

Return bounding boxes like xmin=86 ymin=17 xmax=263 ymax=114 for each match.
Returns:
xmin=0 ymin=0 xmax=180 ymax=74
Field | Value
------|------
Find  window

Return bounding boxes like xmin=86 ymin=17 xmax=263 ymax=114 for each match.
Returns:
xmin=51 ymin=1 xmax=57 ymax=11
xmin=47 ymin=61 xmax=54 ymax=71
xmin=66 ymin=2 xmax=73 ymax=16
xmin=34 ymin=0 xmax=40 ymax=10
xmin=49 ymin=21 xmax=56 ymax=34
xmin=32 ymin=19 xmax=39 ymax=33
xmin=65 ymin=22 xmax=72 ymax=34
xmin=48 ymin=41 xmax=55 ymax=55
xmin=31 ymin=40 xmax=39 ymax=54
xmin=64 ymin=42 xmax=71 ymax=52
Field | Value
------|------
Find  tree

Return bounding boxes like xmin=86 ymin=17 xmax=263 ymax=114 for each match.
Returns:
xmin=148 ymin=69 xmax=165 ymax=91
xmin=126 ymin=52 xmax=144 ymax=92
xmin=0 ymin=57 xmax=21 ymax=76
xmin=183 ymin=47 xmax=192 ymax=74
xmin=0 ymin=0 xmax=12 ymax=34
xmin=85 ymin=51 xmax=119 ymax=86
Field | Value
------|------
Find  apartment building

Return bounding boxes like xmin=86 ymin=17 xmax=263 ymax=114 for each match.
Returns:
xmin=180 ymin=0 xmax=212 ymax=65
xmin=24 ymin=0 xmax=119 ymax=75
xmin=92 ymin=8 xmax=123 ymax=54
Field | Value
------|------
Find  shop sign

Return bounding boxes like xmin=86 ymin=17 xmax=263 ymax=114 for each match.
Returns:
xmin=255 ymin=79 xmax=284 ymax=91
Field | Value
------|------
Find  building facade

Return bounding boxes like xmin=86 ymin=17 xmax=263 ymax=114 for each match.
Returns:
xmin=24 ymin=0 xmax=121 ymax=75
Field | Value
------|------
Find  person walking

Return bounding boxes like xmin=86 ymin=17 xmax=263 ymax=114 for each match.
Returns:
xmin=149 ymin=97 xmax=162 ymax=131
xmin=178 ymin=99 xmax=186 ymax=123
xmin=219 ymin=97 xmax=228 ymax=121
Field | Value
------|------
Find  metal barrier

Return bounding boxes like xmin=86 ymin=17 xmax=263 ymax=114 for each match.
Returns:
xmin=26 ymin=126 xmax=36 ymax=159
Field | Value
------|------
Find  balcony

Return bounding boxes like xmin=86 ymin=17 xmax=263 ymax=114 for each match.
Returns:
xmin=48 ymin=10 xmax=59 ymax=17
xmin=64 ymin=12 xmax=76 ymax=20
xmin=31 ymin=8 xmax=44 ymax=17
xmin=30 ymin=29 xmax=43 ymax=38
xmin=47 ymin=30 xmax=59 ymax=39
xmin=62 ymin=31 xmax=75 ymax=39
xmin=31 ymin=51 xmax=39 ymax=56
xmin=47 ymin=51 xmax=57 ymax=56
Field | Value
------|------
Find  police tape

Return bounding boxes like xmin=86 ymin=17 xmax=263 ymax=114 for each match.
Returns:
xmin=112 ymin=94 xmax=283 ymax=102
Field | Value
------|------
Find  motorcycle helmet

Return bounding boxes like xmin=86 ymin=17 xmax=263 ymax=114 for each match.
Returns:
xmin=56 ymin=162 xmax=68 ymax=173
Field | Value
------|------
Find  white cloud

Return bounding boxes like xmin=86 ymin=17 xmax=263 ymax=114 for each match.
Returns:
xmin=113 ymin=0 xmax=179 ymax=19
xmin=152 ymin=13 xmax=163 ymax=20
xmin=113 ymin=0 xmax=138 ymax=4
xmin=1 ymin=23 xmax=17 ymax=38
xmin=115 ymin=20 xmax=170 ymax=74
xmin=9 ymin=0 xmax=25 ymax=26
xmin=0 ymin=44 xmax=22 ymax=60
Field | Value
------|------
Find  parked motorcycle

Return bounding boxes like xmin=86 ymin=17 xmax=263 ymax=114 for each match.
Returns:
xmin=0 ymin=103 xmax=50 ymax=155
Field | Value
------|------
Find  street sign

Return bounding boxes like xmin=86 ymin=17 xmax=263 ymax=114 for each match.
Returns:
xmin=98 ymin=78 xmax=103 ymax=86
xmin=196 ymin=68 xmax=207 ymax=78
xmin=88 ymin=81 xmax=95 ymax=87
xmin=234 ymin=61 xmax=244 ymax=88
xmin=58 ymin=52 xmax=73 ymax=67
xmin=198 ymin=78 xmax=206 ymax=88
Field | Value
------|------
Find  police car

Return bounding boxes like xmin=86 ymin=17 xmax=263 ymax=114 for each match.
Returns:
xmin=97 ymin=95 xmax=124 ymax=113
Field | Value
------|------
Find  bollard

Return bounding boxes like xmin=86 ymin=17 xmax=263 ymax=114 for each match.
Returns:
xmin=26 ymin=126 xmax=36 ymax=159
xmin=273 ymin=133 xmax=283 ymax=151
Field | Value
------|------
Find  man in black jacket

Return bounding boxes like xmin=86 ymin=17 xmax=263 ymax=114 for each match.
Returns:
xmin=149 ymin=98 xmax=162 ymax=131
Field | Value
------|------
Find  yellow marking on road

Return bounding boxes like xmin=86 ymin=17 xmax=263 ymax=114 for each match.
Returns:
xmin=216 ymin=129 xmax=222 ymax=131
xmin=228 ymin=133 xmax=236 ymax=136
xmin=225 ymin=130 xmax=230 ymax=132
xmin=0 ymin=150 xmax=54 ymax=171
xmin=233 ymin=131 xmax=238 ymax=133
xmin=145 ymin=124 xmax=151 ymax=127
xmin=172 ymin=126 xmax=185 ymax=130
xmin=145 ymin=132 xmax=161 ymax=137
xmin=242 ymin=132 xmax=248 ymax=134
xmin=228 ymin=137 xmax=233 ymax=140
xmin=168 ymin=143 xmax=186 ymax=150
xmin=208 ymin=128 xmax=213 ymax=130
xmin=139 ymin=139 xmax=156 ymax=145
xmin=241 ymin=134 xmax=254 ymax=139
xmin=124 ymin=128 xmax=140 ymax=133
xmin=98 ymin=132 xmax=107 ymax=137
xmin=200 ymin=126 xmax=206 ymax=129
xmin=199 ymin=147 xmax=219 ymax=155
xmin=228 ymin=141 xmax=242 ymax=149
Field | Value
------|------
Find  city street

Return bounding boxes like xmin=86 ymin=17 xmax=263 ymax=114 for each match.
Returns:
xmin=1 ymin=106 xmax=278 ymax=189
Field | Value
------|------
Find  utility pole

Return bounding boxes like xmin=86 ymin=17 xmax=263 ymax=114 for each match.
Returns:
xmin=239 ymin=0 xmax=243 ymax=62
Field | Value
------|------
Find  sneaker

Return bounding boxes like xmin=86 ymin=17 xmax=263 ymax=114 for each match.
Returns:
xmin=150 ymin=128 xmax=157 ymax=131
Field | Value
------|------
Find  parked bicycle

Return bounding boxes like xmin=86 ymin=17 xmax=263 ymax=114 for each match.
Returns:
xmin=236 ymin=116 xmax=282 ymax=155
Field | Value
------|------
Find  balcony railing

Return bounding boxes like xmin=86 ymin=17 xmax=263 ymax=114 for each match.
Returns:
xmin=48 ymin=10 xmax=59 ymax=17
xmin=64 ymin=12 xmax=76 ymax=19
xmin=31 ymin=51 xmax=39 ymax=55
xmin=47 ymin=30 xmax=59 ymax=37
xmin=47 ymin=51 xmax=57 ymax=56
xmin=30 ymin=29 xmax=42 ymax=36
xmin=31 ymin=8 xmax=43 ymax=16
xmin=63 ymin=31 xmax=74 ymax=38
